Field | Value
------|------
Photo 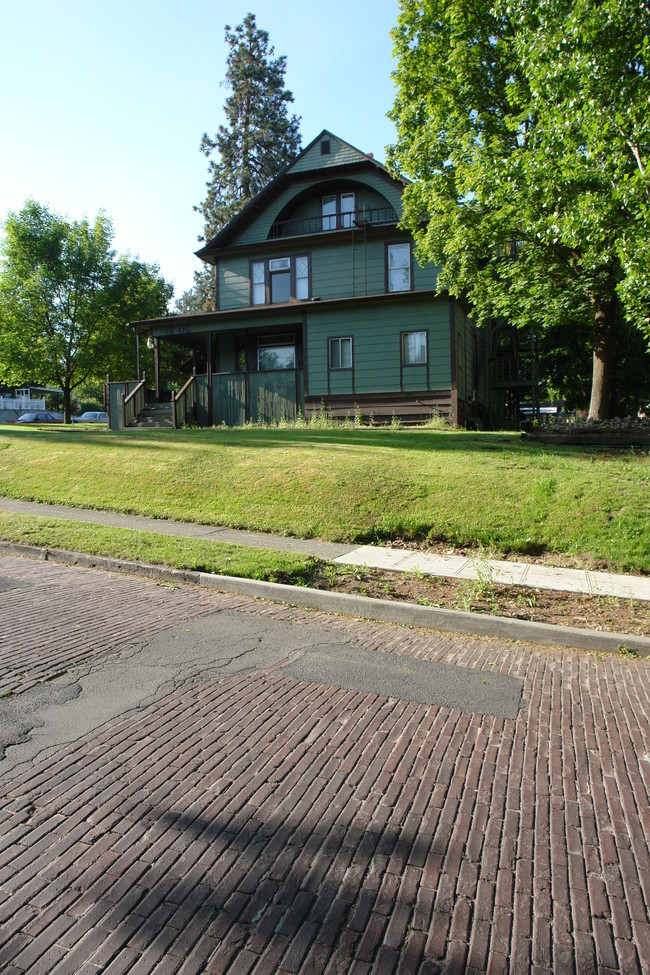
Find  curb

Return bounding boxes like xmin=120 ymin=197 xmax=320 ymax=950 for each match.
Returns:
xmin=2 ymin=540 xmax=649 ymax=657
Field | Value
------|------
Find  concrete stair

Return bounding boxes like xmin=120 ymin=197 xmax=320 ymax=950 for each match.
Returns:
xmin=130 ymin=403 xmax=174 ymax=429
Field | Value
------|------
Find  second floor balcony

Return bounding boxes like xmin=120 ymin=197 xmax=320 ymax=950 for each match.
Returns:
xmin=269 ymin=205 xmax=399 ymax=240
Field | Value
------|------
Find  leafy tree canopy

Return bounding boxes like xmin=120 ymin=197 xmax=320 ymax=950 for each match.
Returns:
xmin=177 ymin=13 xmax=301 ymax=314
xmin=0 ymin=200 xmax=172 ymax=421
xmin=388 ymin=0 xmax=649 ymax=418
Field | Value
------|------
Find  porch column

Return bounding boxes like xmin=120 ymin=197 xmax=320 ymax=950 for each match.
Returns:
xmin=154 ymin=338 xmax=160 ymax=402
xmin=206 ymin=332 xmax=213 ymax=426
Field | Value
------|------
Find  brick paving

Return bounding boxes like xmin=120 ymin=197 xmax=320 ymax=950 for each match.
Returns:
xmin=0 ymin=558 xmax=252 ymax=695
xmin=1 ymin=556 xmax=649 ymax=974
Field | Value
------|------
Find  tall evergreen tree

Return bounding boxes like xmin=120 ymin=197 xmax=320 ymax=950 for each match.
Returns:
xmin=177 ymin=13 xmax=301 ymax=314
xmin=198 ymin=13 xmax=301 ymax=242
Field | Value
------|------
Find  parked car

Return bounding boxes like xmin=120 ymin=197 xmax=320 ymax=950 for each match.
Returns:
xmin=15 ymin=412 xmax=63 ymax=424
xmin=73 ymin=411 xmax=108 ymax=424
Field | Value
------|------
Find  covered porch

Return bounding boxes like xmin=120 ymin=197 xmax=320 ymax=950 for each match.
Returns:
xmin=109 ymin=309 xmax=306 ymax=430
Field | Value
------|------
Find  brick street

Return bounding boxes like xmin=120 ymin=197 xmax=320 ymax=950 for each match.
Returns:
xmin=0 ymin=555 xmax=649 ymax=974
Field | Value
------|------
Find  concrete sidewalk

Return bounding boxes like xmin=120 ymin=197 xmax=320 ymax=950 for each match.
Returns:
xmin=1 ymin=496 xmax=649 ymax=602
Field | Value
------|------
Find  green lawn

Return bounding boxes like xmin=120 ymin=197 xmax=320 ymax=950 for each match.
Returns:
xmin=0 ymin=513 xmax=317 ymax=584
xmin=0 ymin=424 xmax=648 ymax=573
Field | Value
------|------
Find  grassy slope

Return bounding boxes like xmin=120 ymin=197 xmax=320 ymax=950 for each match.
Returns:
xmin=0 ymin=424 xmax=648 ymax=572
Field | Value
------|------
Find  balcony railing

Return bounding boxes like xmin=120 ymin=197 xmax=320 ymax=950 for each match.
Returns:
xmin=269 ymin=206 xmax=399 ymax=239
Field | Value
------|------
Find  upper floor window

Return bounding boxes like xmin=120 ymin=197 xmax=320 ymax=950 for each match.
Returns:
xmin=387 ymin=242 xmax=412 ymax=292
xmin=320 ymin=139 xmax=331 ymax=156
xmin=321 ymin=192 xmax=356 ymax=231
xmin=251 ymin=255 xmax=310 ymax=305
xmin=269 ymin=257 xmax=291 ymax=303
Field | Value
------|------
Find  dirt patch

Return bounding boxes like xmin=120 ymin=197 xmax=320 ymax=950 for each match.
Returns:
xmin=384 ymin=537 xmax=632 ymax=573
xmin=312 ymin=564 xmax=650 ymax=638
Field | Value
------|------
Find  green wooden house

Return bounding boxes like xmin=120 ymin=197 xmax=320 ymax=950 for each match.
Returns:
xmin=118 ymin=131 xmax=489 ymax=430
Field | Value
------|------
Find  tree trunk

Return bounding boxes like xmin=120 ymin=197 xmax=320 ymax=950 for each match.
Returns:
xmin=63 ymin=386 xmax=72 ymax=424
xmin=588 ymin=301 xmax=616 ymax=420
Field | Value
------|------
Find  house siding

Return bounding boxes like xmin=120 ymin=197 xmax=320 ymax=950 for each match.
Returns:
xmin=306 ymin=297 xmax=452 ymax=398
xmin=219 ymin=259 xmax=251 ymax=310
xmin=217 ymin=237 xmax=439 ymax=310
xmin=288 ymin=136 xmax=368 ymax=173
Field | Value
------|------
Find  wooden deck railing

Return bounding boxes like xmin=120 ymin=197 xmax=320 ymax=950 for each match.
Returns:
xmin=171 ymin=374 xmax=197 ymax=428
xmin=122 ymin=374 xmax=146 ymax=428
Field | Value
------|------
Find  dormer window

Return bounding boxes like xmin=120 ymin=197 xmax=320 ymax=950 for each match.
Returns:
xmin=321 ymin=192 xmax=356 ymax=231
xmin=320 ymin=139 xmax=331 ymax=155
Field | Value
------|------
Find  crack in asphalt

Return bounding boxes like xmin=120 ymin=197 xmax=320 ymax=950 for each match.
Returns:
xmin=0 ymin=606 xmax=525 ymax=783
xmin=0 ymin=611 xmax=354 ymax=781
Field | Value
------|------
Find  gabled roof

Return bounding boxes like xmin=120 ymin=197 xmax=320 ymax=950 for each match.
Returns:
xmin=196 ymin=129 xmax=407 ymax=258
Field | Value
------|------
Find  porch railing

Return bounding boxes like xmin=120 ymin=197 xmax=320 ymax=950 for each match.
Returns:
xmin=269 ymin=206 xmax=398 ymax=239
xmin=123 ymin=374 xmax=146 ymax=428
xmin=171 ymin=374 xmax=197 ymax=429
xmin=212 ymin=368 xmax=304 ymax=426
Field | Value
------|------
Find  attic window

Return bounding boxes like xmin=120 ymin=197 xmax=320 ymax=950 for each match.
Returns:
xmin=320 ymin=139 xmax=331 ymax=156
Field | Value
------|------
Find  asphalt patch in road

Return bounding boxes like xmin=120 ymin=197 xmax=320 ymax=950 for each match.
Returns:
xmin=284 ymin=645 xmax=524 ymax=719
xmin=0 ymin=574 xmax=28 ymax=592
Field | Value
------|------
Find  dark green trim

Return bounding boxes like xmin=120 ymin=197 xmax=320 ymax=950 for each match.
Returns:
xmin=132 ymin=289 xmax=441 ymax=335
xmin=302 ymin=311 xmax=309 ymax=396
xmin=450 ymin=301 xmax=458 ymax=425
xmin=204 ymin=220 xmax=401 ymax=261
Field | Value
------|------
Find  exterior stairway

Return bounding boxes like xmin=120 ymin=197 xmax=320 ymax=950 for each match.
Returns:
xmin=130 ymin=402 xmax=174 ymax=429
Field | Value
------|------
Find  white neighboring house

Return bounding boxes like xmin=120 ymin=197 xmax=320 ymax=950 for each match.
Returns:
xmin=0 ymin=387 xmax=58 ymax=422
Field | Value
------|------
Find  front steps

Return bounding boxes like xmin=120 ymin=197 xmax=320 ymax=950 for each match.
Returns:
xmin=130 ymin=403 xmax=174 ymax=429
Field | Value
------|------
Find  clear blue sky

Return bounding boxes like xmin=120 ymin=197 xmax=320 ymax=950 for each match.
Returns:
xmin=0 ymin=0 xmax=401 ymax=303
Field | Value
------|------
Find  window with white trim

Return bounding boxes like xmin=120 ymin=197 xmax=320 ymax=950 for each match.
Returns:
xmin=251 ymin=261 xmax=265 ymax=305
xmin=402 ymin=331 xmax=427 ymax=365
xmin=251 ymin=255 xmax=310 ymax=305
xmin=295 ymin=255 xmax=309 ymax=299
xmin=329 ymin=337 xmax=353 ymax=370
xmin=388 ymin=242 xmax=412 ymax=292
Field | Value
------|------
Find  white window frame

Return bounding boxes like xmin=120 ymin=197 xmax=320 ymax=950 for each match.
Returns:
xmin=387 ymin=242 xmax=412 ymax=293
xmin=251 ymin=261 xmax=266 ymax=306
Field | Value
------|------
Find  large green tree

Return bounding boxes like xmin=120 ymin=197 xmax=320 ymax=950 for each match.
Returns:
xmin=389 ymin=0 xmax=649 ymax=419
xmin=178 ymin=13 xmax=301 ymax=313
xmin=0 ymin=200 xmax=172 ymax=421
